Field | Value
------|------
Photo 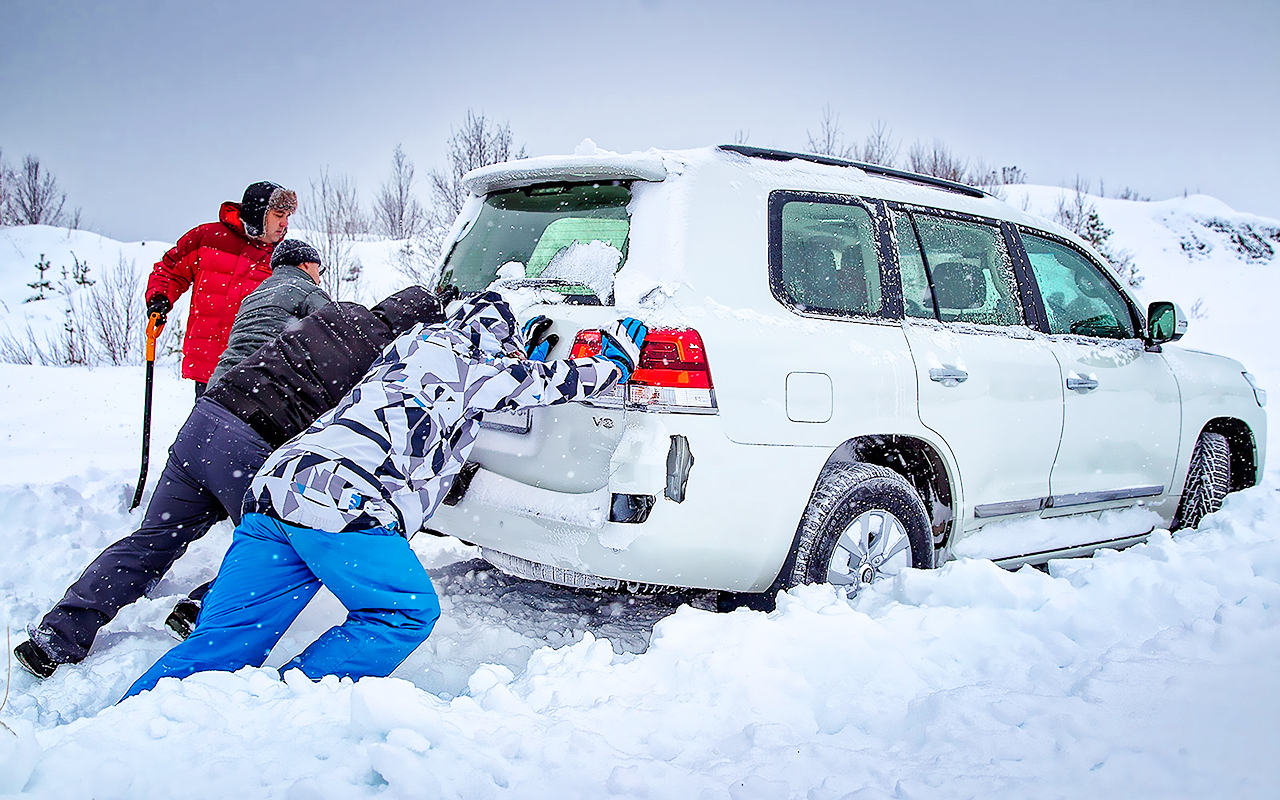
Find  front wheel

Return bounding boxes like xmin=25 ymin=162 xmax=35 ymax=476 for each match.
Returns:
xmin=784 ymin=462 xmax=934 ymax=591
xmin=1173 ymin=431 xmax=1231 ymax=530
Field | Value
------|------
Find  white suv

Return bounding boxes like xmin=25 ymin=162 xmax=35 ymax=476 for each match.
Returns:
xmin=426 ymin=145 xmax=1267 ymax=602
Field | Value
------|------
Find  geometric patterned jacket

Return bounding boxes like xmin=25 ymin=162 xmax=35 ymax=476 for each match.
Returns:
xmin=246 ymin=290 xmax=623 ymax=535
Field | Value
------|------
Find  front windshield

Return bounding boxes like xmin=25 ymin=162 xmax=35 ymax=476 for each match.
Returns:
xmin=439 ymin=181 xmax=632 ymax=304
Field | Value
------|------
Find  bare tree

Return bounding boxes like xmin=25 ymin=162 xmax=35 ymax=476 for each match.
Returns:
xmin=806 ymin=105 xmax=856 ymax=160
xmin=422 ymin=109 xmax=527 ymax=267
xmin=373 ymin=144 xmax=426 ymax=240
xmin=907 ymin=139 xmax=969 ymax=182
xmin=0 ymin=147 xmax=12 ymax=225
xmin=1053 ymin=176 xmax=1095 ymax=235
xmin=1000 ymin=166 xmax=1027 ymax=185
xmin=0 ymin=323 xmax=57 ymax=365
xmin=11 ymin=155 xmax=73 ymax=226
xmin=392 ymin=238 xmax=442 ymax=288
xmin=857 ymin=120 xmax=899 ymax=168
xmin=963 ymin=157 xmax=1010 ymax=199
xmin=83 ymin=256 xmax=144 ymax=365
xmin=430 ymin=110 xmax=526 ymax=220
xmin=300 ymin=169 xmax=367 ymax=301
xmin=733 ymin=128 xmax=750 ymax=145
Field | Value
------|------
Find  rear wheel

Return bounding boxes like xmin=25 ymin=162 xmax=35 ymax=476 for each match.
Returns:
xmin=784 ymin=462 xmax=934 ymax=591
xmin=1173 ymin=431 xmax=1231 ymax=530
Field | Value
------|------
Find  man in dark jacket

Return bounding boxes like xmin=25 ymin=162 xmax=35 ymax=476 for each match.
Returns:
xmin=145 ymin=181 xmax=296 ymax=396
xmin=154 ymin=238 xmax=332 ymax=632
xmin=14 ymin=288 xmax=447 ymax=679
xmin=208 ymin=239 xmax=331 ymax=386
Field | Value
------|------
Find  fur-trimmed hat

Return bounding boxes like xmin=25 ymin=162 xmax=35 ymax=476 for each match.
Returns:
xmin=270 ymin=239 xmax=323 ymax=270
xmin=241 ymin=181 xmax=298 ymax=237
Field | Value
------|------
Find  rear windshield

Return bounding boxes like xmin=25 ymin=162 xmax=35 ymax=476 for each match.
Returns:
xmin=439 ymin=182 xmax=632 ymax=304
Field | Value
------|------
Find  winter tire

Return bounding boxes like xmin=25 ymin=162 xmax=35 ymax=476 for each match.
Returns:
xmin=784 ymin=462 xmax=934 ymax=591
xmin=1173 ymin=431 xmax=1231 ymax=530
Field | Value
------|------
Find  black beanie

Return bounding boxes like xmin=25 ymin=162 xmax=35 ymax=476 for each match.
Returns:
xmin=240 ymin=181 xmax=298 ymax=237
xmin=271 ymin=239 xmax=323 ymax=270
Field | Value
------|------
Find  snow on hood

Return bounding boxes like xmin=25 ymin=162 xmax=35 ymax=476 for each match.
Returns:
xmin=446 ymin=289 xmax=524 ymax=358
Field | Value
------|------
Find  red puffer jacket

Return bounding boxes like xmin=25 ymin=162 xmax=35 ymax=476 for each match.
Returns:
xmin=146 ymin=202 xmax=275 ymax=383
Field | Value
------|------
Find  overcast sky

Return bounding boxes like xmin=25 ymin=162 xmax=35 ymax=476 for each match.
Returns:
xmin=3 ymin=0 xmax=1277 ymax=243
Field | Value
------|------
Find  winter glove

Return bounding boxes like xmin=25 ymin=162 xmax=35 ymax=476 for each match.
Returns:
xmin=521 ymin=315 xmax=559 ymax=361
xmin=146 ymin=294 xmax=172 ymax=326
xmin=435 ymin=283 xmax=460 ymax=309
xmin=599 ymin=317 xmax=648 ymax=382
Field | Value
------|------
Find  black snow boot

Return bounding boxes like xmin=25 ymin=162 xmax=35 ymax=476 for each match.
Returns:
xmin=15 ymin=638 xmax=60 ymax=679
xmin=165 ymin=598 xmax=201 ymax=640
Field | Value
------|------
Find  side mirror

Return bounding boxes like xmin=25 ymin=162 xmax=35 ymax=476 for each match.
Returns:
xmin=1147 ymin=301 xmax=1187 ymax=345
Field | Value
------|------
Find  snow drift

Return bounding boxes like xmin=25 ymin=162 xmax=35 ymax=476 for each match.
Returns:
xmin=1 ymin=183 xmax=1278 ymax=798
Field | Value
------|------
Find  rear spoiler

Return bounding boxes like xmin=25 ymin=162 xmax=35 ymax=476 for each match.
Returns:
xmin=462 ymin=154 xmax=668 ymax=195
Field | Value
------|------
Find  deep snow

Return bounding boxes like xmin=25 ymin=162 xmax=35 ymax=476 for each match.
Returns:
xmin=1 ymin=182 xmax=1278 ymax=798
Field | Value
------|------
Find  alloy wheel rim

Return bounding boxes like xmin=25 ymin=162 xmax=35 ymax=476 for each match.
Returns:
xmin=827 ymin=508 xmax=912 ymax=588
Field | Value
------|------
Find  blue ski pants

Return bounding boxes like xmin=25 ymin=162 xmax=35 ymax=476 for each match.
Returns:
xmin=123 ymin=512 xmax=440 ymax=700
xmin=33 ymin=398 xmax=270 ymax=663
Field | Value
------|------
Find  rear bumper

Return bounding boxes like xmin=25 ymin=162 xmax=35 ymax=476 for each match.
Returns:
xmin=426 ymin=416 xmax=830 ymax=593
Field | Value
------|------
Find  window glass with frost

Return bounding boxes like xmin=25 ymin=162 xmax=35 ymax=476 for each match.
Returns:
xmin=778 ymin=200 xmax=885 ymax=318
xmin=913 ymin=214 xmax=1024 ymax=326
xmin=1023 ymin=232 xmax=1136 ymax=339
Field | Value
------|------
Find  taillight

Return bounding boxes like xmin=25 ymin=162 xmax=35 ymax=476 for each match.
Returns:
xmin=569 ymin=327 xmax=717 ymax=413
xmin=569 ymin=330 xmax=603 ymax=359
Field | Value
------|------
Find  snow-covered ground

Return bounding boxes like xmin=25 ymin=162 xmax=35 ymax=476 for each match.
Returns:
xmin=1 ymin=183 xmax=1278 ymax=798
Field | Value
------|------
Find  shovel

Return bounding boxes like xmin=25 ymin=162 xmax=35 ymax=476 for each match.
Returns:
xmin=130 ymin=312 xmax=166 ymax=510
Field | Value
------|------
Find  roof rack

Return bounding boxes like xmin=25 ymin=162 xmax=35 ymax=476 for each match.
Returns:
xmin=718 ymin=144 xmax=987 ymax=199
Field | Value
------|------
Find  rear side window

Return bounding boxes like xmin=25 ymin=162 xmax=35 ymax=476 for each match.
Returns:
xmin=440 ymin=182 xmax=631 ymax=304
xmin=773 ymin=198 xmax=886 ymax=318
xmin=1022 ymin=231 xmax=1137 ymax=339
xmin=909 ymin=212 xmax=1025 ymax=326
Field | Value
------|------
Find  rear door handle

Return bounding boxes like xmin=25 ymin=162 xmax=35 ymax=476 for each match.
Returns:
xmin=1066 ymin=376 xmax=1099 ymax=392
xmin=929 ymin=367 xmax=969 ymax=384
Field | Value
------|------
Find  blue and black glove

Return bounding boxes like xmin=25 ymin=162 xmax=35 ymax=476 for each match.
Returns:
xmin=599 ymin=317 xmax=648 ymax=382
xmin=521 ymin=315 xmax=558 ymax=361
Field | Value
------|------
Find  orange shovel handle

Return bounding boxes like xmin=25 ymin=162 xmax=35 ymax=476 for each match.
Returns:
xmin=145 ymin=312 xmax=165 ymax=362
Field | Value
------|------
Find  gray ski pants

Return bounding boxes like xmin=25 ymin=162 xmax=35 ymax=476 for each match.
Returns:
xmin=31 ymin=398 xmax=272 ymax=663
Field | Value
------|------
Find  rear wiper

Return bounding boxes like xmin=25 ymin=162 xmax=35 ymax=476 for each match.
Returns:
xmin=502 ymin=278 xmax=603 ymax=305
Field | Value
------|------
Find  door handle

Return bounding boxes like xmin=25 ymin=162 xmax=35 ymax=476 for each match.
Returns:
xmin=929 ymin=367 xmax=969 ymax=384
xmin=1066 ymin=376 xmax=1099 ymax=392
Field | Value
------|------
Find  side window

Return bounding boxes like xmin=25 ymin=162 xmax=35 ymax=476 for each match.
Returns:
xmin=775 ymin=199 xmax=885 ymax=318
xmin=913 ymin=213 xmax=1025 ymax=326
xmin=892 ymin=211 xmax=936 ymax=319
xmin=1022 ymin=231 xmax=1137 ymax=339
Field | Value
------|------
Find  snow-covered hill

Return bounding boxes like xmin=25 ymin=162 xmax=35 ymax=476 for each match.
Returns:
xmin=1 ymin=187 xmax=1278 ymax=798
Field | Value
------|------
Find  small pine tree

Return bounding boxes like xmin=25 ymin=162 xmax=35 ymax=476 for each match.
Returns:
xmin=25 ymin=254 xmax=53 ymax=302
xmin=70 ymin=251 xmax=94 ymax=287
xmin=1055 ymin=180 xmax=1142 ymax=288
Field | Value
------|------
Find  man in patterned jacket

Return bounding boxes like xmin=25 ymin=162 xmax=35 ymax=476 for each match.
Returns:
xmin=123 ymin=290 xmax=648 ymax=699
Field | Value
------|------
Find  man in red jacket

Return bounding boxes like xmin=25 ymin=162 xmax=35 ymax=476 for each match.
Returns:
xmin=145 ymin=181 xmax=298 ymax=395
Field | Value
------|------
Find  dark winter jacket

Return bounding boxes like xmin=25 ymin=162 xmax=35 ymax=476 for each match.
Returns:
xmin=208 ymin=265 xmax=332 ymax=386
xmin=146 ymin=202 xmax=275 ymax=383
xmin=204 ymin=286 xmax=445 ymax=449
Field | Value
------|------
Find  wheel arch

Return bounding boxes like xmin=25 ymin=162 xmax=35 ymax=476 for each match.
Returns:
xmin=828 ymin=435 xmax=957 ymax=550
xmin=1202 ymin=416 xmax=1259 ymax=491
xmin=748 ymin=434 xmax=956 ymax=606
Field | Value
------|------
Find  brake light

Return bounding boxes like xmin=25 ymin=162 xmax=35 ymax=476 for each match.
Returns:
xmin=633 ymin=329 xmax=712 ymax=389
xmin=569 ymin=327 xmax=717 ymax=413
xmin=569 ymin=330 xmax=603 ymax=358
